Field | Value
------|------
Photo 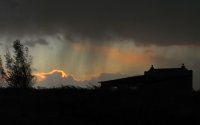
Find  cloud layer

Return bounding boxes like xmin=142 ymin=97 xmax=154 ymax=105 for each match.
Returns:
xmin=24 ymin=39 xmax=49 ymax=47
xmin=34 ymin=69 xmax=124 ymax=88
xmin=0 ymin=0 xmax=200 ymax=46
xmin=0 ymin=1 xmax=200 ymax=90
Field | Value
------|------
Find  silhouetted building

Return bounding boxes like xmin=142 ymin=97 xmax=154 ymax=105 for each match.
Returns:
xmin=100 ymin=64 xmax=193 ymax=96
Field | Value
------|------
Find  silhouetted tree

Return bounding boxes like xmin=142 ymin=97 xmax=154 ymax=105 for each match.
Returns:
xmin=0 ymin=56 xmax=6 ymax=86
xmin=0 ymin=56 xmax=5 ymax=76
xmin=2 ymin=40 xmax=35 ymax=88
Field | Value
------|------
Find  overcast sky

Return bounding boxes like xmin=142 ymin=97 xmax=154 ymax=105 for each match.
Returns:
xmin=0 ymin=0 xmax=200 ymax=89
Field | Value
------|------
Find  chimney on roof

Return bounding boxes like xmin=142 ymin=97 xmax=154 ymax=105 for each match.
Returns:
xmin=150 ymin=65 xmax=154 ymax=70
xmin=181 ymin=63 xmax=186 ymax=69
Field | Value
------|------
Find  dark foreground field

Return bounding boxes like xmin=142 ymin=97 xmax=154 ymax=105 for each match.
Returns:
xmin=0 ymin=88 xmax=199 ymax=125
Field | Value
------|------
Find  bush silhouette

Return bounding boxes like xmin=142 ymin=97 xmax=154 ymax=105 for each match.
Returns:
xmin=0 ymin=40 xmax=35 ymax=88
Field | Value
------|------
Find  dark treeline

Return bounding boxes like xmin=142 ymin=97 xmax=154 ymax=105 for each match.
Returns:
xmin=0 ymin=87 xmax=198 ymax=125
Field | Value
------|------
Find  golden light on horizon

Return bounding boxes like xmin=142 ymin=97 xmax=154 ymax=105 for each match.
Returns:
xmin=33 ymin=42 xmax=153 ymax=83
xmin=34 ymin=69 xmax=68 ymax=81
xmin=33 ymin=69 xmax=88 ymax=82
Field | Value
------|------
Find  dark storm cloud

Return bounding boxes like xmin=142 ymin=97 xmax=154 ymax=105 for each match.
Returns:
xmin=24 ymin=39 xmax=49 ymax=47
xmin=0 ymin=0 xmax=200 ymax=46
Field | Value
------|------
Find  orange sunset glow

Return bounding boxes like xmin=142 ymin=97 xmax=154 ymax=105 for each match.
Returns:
xmin=33 ymin=69 xmax=90 ymax=82
xmin=100 ymin=46 xmax=152 ymax=64
xmin=34 ymin=69 xmax=68 ymax=81
xmin=31 ymin=43 xmax=154 ymax=84
xmin=73 ymin=43 xmax=152 ymax=64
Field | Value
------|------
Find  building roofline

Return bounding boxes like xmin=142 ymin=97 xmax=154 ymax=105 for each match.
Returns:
xmin=100 ymin=75 xmax=143 ymax=83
